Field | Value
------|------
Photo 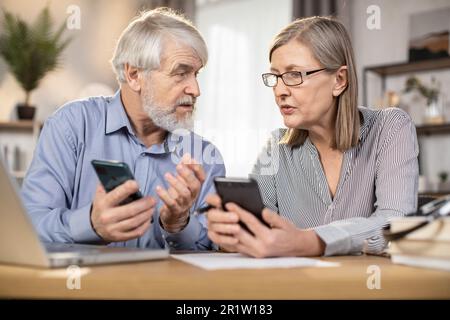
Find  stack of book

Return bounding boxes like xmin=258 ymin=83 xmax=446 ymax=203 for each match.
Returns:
xmin=388 ymin=217 xmax=450 ymax=271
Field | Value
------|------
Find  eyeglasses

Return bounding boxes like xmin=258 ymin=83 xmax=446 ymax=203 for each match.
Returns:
xmin=261 ymin=68 xmax=327 ymax=87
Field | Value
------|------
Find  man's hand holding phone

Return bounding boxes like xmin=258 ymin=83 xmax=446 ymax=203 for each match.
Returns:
xmin=90 ymin=160 xmax=156 ymax=242
xmin=90 ymin=180 xmax=156 ymax=242
xmin=89 ymin=155 xmax=206 ymax=239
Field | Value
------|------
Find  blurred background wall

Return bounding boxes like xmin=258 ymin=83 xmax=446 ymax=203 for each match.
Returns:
xmin=1 ymin=0 xmax=450 ymax=193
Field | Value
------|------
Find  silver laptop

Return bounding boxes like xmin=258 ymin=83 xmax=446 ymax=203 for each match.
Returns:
xmin=0 ymin=157 xmax=169 ymax=268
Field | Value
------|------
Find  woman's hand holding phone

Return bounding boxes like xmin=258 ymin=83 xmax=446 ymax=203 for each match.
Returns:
xmin=90 ymin=180 xmax=157 ymax=242
xmin=205 ymin=179 xmax=326 ymax=257
xmin=205 ymin=194 xmax=241 ymax=253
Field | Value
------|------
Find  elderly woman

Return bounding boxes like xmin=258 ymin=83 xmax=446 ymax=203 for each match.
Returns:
xmin=205 ymin=16 xmax=418 ymax=257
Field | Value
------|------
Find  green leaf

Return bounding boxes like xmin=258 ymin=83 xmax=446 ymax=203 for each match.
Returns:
xmin=0 ymin=6 xmax=73 ymax=104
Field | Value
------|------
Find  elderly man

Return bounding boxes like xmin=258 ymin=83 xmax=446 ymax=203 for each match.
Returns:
xmin=21 ymin=8 xmax=225 ymax=250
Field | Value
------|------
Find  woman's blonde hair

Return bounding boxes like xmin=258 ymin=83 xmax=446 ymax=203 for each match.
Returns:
xmin=270 ymin=16 xmax=359 ymax=151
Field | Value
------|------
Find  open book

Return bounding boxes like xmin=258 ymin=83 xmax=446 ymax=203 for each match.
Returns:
xmin=388 ymin=217 xmax=450 ymax=271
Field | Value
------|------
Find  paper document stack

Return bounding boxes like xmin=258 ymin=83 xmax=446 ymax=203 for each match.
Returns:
xmin=388 ymin=217 xmax=450 ymax=271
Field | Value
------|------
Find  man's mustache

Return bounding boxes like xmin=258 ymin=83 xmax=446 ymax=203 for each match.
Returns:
xmin=176 ymin=96 xmax=196 ymax=106
xmin=151 ymin=96 xmax=197 ymax=116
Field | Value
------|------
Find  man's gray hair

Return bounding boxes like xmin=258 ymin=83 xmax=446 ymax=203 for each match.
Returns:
xmin=111 ymin=7 xmax=208 ymax=83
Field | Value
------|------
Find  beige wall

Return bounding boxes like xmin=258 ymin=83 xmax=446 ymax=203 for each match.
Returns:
xmin=351 ymin=0 xmax=450 ymax=185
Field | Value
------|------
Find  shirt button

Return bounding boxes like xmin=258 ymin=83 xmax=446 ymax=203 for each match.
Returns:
xmin=169 ymin=241 xmax=175 ymax=246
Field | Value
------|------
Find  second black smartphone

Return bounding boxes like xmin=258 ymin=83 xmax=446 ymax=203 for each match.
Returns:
xmin=91 ymin=160 xmax=143 ymax=205
xmin=213 ymin=177 xmax=270 ymax=230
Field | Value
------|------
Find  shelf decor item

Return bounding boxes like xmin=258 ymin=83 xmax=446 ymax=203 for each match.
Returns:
xmin=438 ymin=171 xmax=450 ymax=192
xmin=404 ymin=76 xmax=445 ymax=125
xmin=408 ymin=8 xmax=450 ymax=62
xmin=0 ymin=7 xmax=72 ymax=120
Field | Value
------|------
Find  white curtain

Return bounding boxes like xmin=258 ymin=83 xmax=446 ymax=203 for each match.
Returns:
xmin=195 ymin=0 xmax=292 ymax=176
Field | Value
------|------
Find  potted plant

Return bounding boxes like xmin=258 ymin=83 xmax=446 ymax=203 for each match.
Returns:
xmin=404 ymin=76 xmax=444 ymax=124
xmin=438 ymin=171 xmax=450 ymax=192
xmin=0 ymin=7 xmax=72 ymax=120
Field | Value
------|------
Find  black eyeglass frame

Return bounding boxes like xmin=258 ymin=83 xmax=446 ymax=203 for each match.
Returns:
xmin=261 ymin=67 xmax=328 ymax=87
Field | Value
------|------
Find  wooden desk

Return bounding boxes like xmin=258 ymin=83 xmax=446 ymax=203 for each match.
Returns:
xmin=0 ymin=255 xmax=449 ymax=299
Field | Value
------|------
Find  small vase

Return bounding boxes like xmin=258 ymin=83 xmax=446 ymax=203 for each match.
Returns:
xmin=423 ymin=99 xmax=445 ymax=125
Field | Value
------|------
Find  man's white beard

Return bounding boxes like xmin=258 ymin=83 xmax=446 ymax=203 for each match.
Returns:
xmin=141 ymin=85 xmax=194 ymax=132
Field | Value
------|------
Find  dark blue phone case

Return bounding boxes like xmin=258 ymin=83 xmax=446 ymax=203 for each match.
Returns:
xmin=91 ymin=160 xmax=143 ymax=205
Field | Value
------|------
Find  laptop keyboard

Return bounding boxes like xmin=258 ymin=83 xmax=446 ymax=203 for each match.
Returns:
xmin=43 ymin=242 xmax=149 ymax=254
xmin=44 ymin=242 xmax=106 ymax=254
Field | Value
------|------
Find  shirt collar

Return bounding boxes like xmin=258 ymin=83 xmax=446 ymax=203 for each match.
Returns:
xmin=160 ymin=130 xmax=190 ymax=155
xmin=105 ymin=90 xmax=136 ymax=136
xmin=358 ymin=106 xmax=376 ymax=143
xmin=146 ymin=131 xmax=182 ymax=155
xmin=304 ymin=106 xmax=375 ymax=153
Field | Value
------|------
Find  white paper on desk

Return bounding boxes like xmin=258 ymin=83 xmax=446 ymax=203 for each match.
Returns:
xmin=171 ymin=253 xmax=339 ymax=270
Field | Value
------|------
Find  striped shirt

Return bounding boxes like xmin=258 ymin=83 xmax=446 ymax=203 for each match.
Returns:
xmin=250 ymin=107 xmax=419 ymax=256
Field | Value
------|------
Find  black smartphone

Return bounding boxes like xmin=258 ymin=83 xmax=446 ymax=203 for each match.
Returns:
xmin=213 ymin=177 xmax=270 ymax=230
xmin=91 ymin=160 xmax=143 ymax=205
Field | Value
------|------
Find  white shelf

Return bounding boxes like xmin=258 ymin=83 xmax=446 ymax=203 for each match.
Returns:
xmin=0 ymin=121 xmax=42 ymax=178
xmin=0 ymin=121 xmax=42 ymax=131
xmin=11 ymin=170 xmax=27 ymax=179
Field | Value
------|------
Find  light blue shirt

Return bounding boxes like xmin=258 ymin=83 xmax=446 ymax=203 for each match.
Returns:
xmin=21 ymin=91 xmax=226 ymax=250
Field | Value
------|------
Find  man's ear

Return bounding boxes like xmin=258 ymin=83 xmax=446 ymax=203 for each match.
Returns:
xmin=332 ymin=66 xmax=348 ymax=97
xmin=124 ymin=63 xmax=142 ymax=92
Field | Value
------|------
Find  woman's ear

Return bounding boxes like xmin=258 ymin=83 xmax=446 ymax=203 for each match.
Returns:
xmin=332 ymin=66 xmax=348 ymax=97
xmin=123 ymin=63 xmax=142 ymax=92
